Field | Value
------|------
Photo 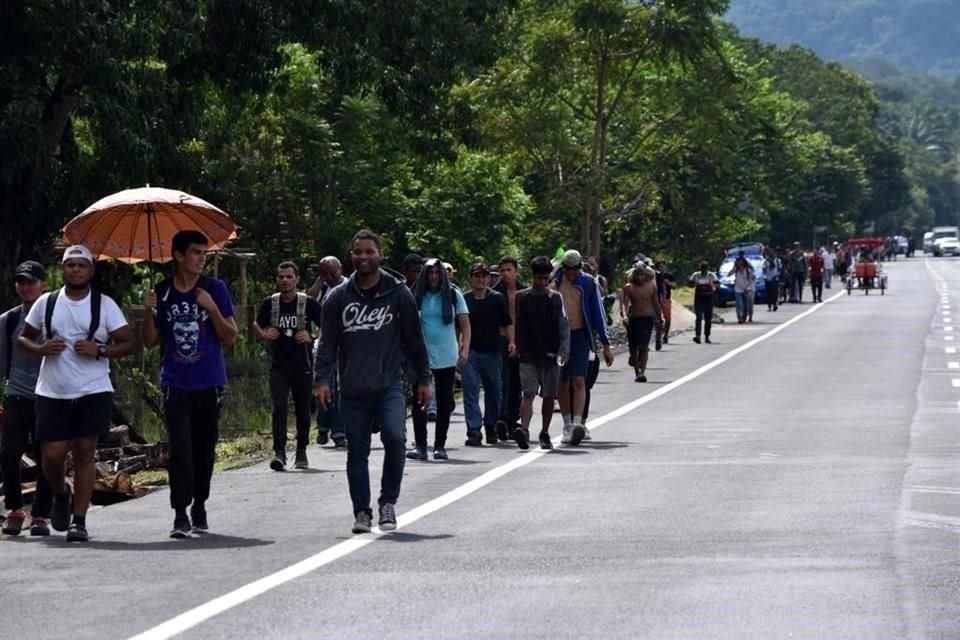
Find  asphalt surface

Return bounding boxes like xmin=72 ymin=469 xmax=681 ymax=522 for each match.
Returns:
xmin=1 ymin=256 xmax=958 ymax=640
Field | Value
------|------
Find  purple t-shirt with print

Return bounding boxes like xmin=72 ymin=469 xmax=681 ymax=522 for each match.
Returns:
xmin=155 ymin=277 xmax=235 ymax=390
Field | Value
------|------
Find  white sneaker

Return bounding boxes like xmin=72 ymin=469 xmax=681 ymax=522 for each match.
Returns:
xmin=582 ymin=426 xmax=592 ymax=441
xmin=561 ymin=424 xmax=573 ymax=444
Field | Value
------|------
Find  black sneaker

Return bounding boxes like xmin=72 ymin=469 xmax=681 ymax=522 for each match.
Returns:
xmin=693 ymin=336 xmax=701 ymax=344
xmin=50 ymin=486 xmax=72 ymax=532
xmin=66 ymin=523 xmax=89 ymax=543
xmin=294 ymin=449 xmax=309 ymax=469
xmin=539 ymin=431 xmax=553 ymax=450
xmin=170 ymin=515 xmax=191 ymax=539
xmin=514 ymin=428 xmax=530 ymax=450
xmin=495 ymin=420 xmax=509 ymax=442
xmin=352 ymin=510 xmax=372 ymax=534
xmin=655 ymin=336 xmax=662 ymax=351
xmin=663 ymin=336 xmax=669 ymax=344
xmin=333 ymin=436 xmax=347 ymax=448
xmin=2 ymin=510 xmax=25 ymax=536
xmin=464 ymin=431 xmax=483 ymax=447
xmin=29 ymin=517 xmax=51 ymax=537
xmin=705 ymin=337 xmax=712 ymax=344
xmin=378 ymin=503 xmax=397 ymax=532
xmin=269 ymin=455 xmax=286 ymax=472
xmin=484 ymin=425 xmax=498 ymax=445
xmin=317 ymin=430 xmax=329 ymax=446
xmin=433 ymin=447 xmax=448 ymax=461
xmin=190 ymin=504 xmax=208 ymax=534
xmin=406 ymin=446 xmax=427 ymax=461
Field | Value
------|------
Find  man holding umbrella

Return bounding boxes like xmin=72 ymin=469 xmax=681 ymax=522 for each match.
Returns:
xmin=142 ymin=230 xmax=237 ymax=538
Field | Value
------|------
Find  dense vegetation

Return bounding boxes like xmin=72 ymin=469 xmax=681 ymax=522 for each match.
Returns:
xmin=725 ymin=0 xmax=960 ymax=79
xmin=1 ymin=0 xmax=955 ymax=313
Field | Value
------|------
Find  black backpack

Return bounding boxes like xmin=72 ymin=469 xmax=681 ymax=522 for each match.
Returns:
xmin=45 ymin=289 xmax=102 ymax=341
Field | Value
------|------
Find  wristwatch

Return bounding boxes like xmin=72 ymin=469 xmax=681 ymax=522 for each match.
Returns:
xmin=96 ymin=343 xmax=108 ymax=360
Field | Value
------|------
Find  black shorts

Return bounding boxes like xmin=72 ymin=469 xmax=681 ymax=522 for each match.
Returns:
xmin=35 ymin=392 xmax=113 ymax=443
xmin=628 ymin=316 xmax=656 ymax=352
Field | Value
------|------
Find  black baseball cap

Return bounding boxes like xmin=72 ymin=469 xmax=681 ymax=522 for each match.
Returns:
xmin=14 ymin=260 xmax=46 ymax=282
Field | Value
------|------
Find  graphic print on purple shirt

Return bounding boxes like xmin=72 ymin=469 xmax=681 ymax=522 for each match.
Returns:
xmin=155 ymin=278 xmax=235 ymax=390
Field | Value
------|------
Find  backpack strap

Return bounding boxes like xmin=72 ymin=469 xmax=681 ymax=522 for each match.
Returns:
xmin=295 ymin=292 xmax=307 ymax=330
xmin=45 ymin=290 xmax=60 ymax=340
xmin=3 ymin=305 xmax=22 ymax=379
xmin=270 ymin=293 xmax=281 ymax=328
xmin=87 ymin=289 xmax=102 ymax=341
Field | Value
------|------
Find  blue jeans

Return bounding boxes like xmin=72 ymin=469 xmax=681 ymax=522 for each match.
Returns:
xmin=339 ymin=383 xmax=407 ymax=515
xmin=462 ymin=350 xmax=502 ymax=433
xmin=735 ymin=291 xmax=749 ymax=319
xmin=316 ymin=368 xmax=345 ymax=439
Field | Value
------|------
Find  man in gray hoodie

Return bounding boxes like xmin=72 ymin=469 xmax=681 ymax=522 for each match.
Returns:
xmin=314 ymin=230 xmax=431 ymax=535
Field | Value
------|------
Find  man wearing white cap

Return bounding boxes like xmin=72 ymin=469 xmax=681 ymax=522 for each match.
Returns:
xmin=553 ymin=249 xmax=614 ymax=445
xmin=19 ymin=245 xmax=133 ymax=542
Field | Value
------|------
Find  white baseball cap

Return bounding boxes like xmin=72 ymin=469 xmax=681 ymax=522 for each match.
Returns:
xmin=61 ymin=244 xmax=94 ymax=264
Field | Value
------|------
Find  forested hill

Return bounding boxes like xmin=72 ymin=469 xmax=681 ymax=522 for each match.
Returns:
xmin=724 ymin=0 xmax=960 ymax=80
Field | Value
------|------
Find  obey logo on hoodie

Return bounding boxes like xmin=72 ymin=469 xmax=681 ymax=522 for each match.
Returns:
xmin=342 ymin=301 xmax=394 ymax=333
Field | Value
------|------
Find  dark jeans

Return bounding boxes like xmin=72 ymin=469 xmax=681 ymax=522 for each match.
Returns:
xmin=316 ymin=367 xmax=345 ymax=439
xmin=582 ymin=354 xmax=601 ymax=423
xmin=269 ymin=367 xmax=313 ymax=455
xmin=765 ymin=279 xmax=779 ymax=308
xmin=694 ymin=294 xmax=714 ymax=338
xmin=164 ymin=386 xmax=222 ymax=511
xmin=412 ymin=367 xmax=456 ymax=448
xmin=339 ymin=383 xmax=407 ymax=514
xmin=1 ymin=396 xmax=52 ymax=515
xmin=499 ymin=350 xmax=521 ymax=427
xmin=810 ymin=277 xmax=824 ymax=302
xmin=791 ymin=274 xmax=805 ymax=301
xmin=462 ymin=350 xmax=502 ymax=433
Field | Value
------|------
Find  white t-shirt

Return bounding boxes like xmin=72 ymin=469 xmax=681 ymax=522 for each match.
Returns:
xmin=822 ymin=251 xmax=835 ymax=269
xmin=25 ymin=289 xmax=128 ymax=399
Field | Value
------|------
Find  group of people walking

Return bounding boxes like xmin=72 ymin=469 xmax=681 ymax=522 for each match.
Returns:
xmin=0 ymin=230 xmax=831 ymax=540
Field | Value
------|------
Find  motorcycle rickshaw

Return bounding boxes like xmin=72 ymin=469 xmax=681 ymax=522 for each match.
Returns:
xmin=846 ymin=237 xmax=887 ymax=295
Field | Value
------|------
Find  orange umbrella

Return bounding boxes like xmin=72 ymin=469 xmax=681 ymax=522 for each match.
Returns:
xmin=63 ymin=186 xmax=238 ymax=263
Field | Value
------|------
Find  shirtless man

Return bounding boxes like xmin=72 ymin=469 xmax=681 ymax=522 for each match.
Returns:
xmin=621 ymin=264 xmax=662 ymax=382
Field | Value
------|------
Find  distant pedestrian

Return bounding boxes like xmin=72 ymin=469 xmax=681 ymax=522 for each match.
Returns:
xmin=20 ymin=246 xmax=133 ymax=542
xmin=788 ymin=242 xmax=807 ymax=302
xmin=732 ymin=255 xmax=756 ymax=324
xmin=0 ymin=261 xmax=53 ymax=537
xmin=554 ymin=250 xmax=613 ymax=446
xmin=407 ymin=259 xmax=470 ymax=461
xmin=822 ymin=246 xmax=835 ymax=288
xmin=314 ymin=230 xmax=431 ymax=534
xmin=654 ymin=260 xmax=676 ymax=348
xmin=494 ymin=256 xmax=525 ymax=441
xmin=487 ymin=264 xmax=501 ymax=289
xmin=309 ymin=256 xmax=347 ymax=447
xmin=762 ymin=249 xmax=780 ymax=312
xmin=688 ymin=261 xmax=718 ymax=344
xmin=620 ymin=263 xmax=661 ymax=382
xmin=142 ymin=231 xmax=238 ymax=539
xmin=462 ymin=262 xmax=514 ymax=446
xmin=514 ymin=256 xmax=570 ymax=450
xmin=809 ymin=249 xmax=825 ymax=303
xmin=402 ymin=253 xmax=424 ymax=290
xmin=254 ymin=261 xmax=323 ymax=470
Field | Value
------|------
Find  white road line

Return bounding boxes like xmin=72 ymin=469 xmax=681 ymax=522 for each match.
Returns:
xmin=908 ymin=485 xmax=960 ymax=495
xmin=952 ymin=380 xmax=960 ymax=388
xmin=947 ymin=347 xmax=957 ymax=355
xmin=949 ymin=362 xmax=959 ymax=370
xmin=903 ymin=511 xmax=960 ymax=534
xmin=121 ymin=289 xmax=849 ymax=640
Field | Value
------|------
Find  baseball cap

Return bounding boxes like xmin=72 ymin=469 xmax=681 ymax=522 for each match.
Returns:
xmin=469 ymin=262 xmax=489 ymax=276
xmin=561 ymin=249 xmax=582 ymax=269
xmin=62 ymin=245 xmax=94 ymax=264
xmin=14 ymin=260 xmax=46 ymax=282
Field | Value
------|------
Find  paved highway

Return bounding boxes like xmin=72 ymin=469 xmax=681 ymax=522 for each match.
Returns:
xmin=1 ymin=256 xmax=958 ymax=640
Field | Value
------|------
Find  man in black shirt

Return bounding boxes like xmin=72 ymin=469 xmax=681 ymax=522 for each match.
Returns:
xmin=254 ymin=261 xmax=323 ymax=471
xmin=463 ymin=262 xmax=515 ymax=446
xmin=493 ymin=256 xmax=525 ymax=441
xmin=514 ymin=256 xmax=570 ymax=450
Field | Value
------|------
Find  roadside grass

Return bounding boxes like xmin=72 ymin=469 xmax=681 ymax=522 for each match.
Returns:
xmin=672 ymin=285 xmax=695 ymax=310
